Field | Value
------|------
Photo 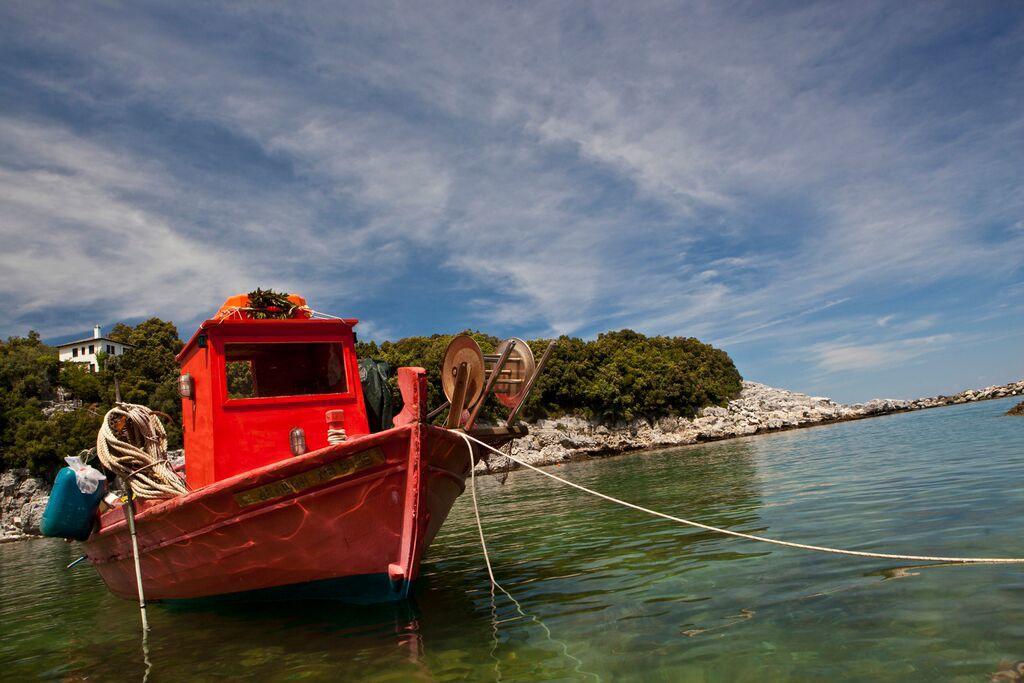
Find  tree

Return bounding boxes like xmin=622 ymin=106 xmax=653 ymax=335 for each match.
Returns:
xmin=0 ymin=331 xmax=69 ymax=473
xmin=1 ymin=319 xmax=187 ymax=476
xmin=104 ymin=318 xmax=185 ymax=446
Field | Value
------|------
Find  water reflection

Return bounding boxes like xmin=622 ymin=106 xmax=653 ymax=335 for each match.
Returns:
xmin=154 ymin=585 xmax=482 ymax=679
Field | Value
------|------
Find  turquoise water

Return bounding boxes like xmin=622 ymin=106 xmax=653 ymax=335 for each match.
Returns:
xmin=2 ymin=397 xmax=1023 ymax=681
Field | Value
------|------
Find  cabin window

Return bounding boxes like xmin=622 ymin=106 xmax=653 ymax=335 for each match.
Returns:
xmin=224 ymin=343 xmax=347 ymax=399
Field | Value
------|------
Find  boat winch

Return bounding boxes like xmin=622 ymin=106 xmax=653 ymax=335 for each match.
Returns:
xmin=437 ymin=335 xmax=553 ymax=431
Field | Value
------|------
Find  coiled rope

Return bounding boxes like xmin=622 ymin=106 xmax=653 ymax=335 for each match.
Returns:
xmin=96 ymin=404 xmax=188 ymax=499
xmin=459 ymin=431 xmax=1024 ymax=565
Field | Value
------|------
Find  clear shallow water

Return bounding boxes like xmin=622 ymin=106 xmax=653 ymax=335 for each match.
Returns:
xmin=3 ymin=397 xmax=1023 ymax=681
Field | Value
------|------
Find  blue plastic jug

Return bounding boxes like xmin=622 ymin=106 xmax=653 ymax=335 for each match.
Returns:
xmin=40 ymin=466 xmax=107 ymax=541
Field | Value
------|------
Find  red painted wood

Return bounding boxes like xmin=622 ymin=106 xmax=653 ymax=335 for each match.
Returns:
xmin=179 ymin=318 xmax=370 ymax=488
xmin=392 ymin=367 xmax=427 ymax=427
xmin=83 ymin=425 xmax=479 ymax=600
xmin=83 ymin=301 xmax=487 ymax=602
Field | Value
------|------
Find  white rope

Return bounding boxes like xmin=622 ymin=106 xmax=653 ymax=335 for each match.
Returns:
xmin=458 ymin=433 xmax=598 ymax=681
xmin=304 ymin=308 xmax=345 ymax=320
xmin=463 ymin=433 xmax=499 ymax=587
xmin=459 ymin=432 xmax=1024 ymax=565
xmin=97 ymin=404 xmax=188 ymax=499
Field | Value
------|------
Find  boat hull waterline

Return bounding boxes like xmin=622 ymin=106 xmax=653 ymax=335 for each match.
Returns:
xmin=82 ymin=424 xmax=478 ymax=603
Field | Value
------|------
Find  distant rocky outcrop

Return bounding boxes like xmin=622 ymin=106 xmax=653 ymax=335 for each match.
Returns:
xmin=493 ymin=379 xmax=1024 ymax=470
xmin=41 ymin=387 xmax=84 ymax=418
xmin=1008 ymin=401 xmax=1024 ymax=416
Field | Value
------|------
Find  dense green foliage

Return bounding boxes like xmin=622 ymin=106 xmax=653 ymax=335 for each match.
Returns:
xmin=0 ymin=332 xmax=82 ymax=474
xmin=528 ymin=330 xmax=742 ymax=421
xmin=0 ymin=319 xmax=184 ymax=476
xmin=2 ymin=320 xmax=739 ymax=476
xmin=358 ymin=329 xmax=742 ymax=423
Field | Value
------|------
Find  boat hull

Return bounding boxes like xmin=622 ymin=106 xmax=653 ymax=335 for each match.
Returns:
xmin=82 ymin=424 xmax=479 ymax=603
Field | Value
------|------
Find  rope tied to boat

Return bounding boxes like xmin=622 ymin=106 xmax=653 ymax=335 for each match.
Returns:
xmin=96 ymin=403 xmax=188 ymax=499
xmin=459 ymin=431 xmax=1024 ymax=565
xmin=458 ymin=433 xmax=599 ymax=680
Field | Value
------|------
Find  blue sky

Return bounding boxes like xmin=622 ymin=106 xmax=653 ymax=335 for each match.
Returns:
xmin=1 ymin=1 xmax=1022 ymax=402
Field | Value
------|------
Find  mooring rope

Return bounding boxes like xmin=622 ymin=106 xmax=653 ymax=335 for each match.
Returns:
xmin=463 ymin=434 xmax=500 ymax=588
xmin=459 ymin=432 xmax=1024 ymax=565
xmin=97 ymin=404 xmax=188 ymax=499
xmin=459 ymin=433 xmax=599 ymax=681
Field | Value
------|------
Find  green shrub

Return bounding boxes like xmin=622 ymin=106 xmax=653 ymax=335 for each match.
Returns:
xmin=0 ymin=332 xmax=96 ymax=475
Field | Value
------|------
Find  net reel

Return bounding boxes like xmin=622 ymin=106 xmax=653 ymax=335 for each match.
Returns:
xmin=439 ymin=334 xmax=551 ymax=430
xmin=441 ymin=335 xmax=487 ymax=413
xmin=485 ymin=338 xmax=535 ymax=409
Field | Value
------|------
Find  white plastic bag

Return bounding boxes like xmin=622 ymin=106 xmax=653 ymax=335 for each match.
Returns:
xmin=64 ymin=456 xmax=107 ymax=495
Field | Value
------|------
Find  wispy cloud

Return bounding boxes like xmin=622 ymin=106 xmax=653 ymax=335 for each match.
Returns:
xmin=1 ymin=1 xmax=1022 ymax=400
xmin=812 ymin=334 xmax=956 ymax=373
xmin=717 ymin=298 xmax=852 ymax=347
xmin=0 ymin=119 xmax=251 ymax=334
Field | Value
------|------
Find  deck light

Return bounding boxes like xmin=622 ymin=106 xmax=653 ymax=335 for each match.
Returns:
xmin=289 ymin=427 xmax=307 ymax=456
xmin=178 ymin=374 xmax=194 ymax=399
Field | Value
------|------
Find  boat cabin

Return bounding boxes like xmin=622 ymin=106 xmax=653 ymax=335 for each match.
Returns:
xmin=176 ymin=295 xmax=370 ymax=489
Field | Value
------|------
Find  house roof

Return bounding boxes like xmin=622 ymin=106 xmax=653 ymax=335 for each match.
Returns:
xmin=56 ymin=336 xmax=134 ymax=349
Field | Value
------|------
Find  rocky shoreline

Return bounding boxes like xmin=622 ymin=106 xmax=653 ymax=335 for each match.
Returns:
xmin=3 ymin=379 xmax=1022 ymax=541
xmin=1 ymin=468 xmax=50 ymax=543
xmin=494 ymin=378 xmax=1024 ymax=470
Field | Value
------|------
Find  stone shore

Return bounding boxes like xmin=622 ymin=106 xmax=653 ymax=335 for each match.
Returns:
xmin=493 ymin=378 xmax=1024 ymax=470
xmin=1 ymin=468 xmax=50 ymax=542
xmin=3 ymin=379 xmax=1022 ymax=541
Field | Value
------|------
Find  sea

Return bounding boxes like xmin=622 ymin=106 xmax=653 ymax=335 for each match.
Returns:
xmin=2 ymin=396 xmax=1022 ymax=681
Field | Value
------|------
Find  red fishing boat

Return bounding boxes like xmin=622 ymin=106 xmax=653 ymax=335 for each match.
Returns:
xmin=80 ymin=293 xmax=550 ymax=603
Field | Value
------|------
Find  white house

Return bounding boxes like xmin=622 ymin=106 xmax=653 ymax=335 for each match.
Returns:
xmin=56 ymin=325 xmax=133 ymax=372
